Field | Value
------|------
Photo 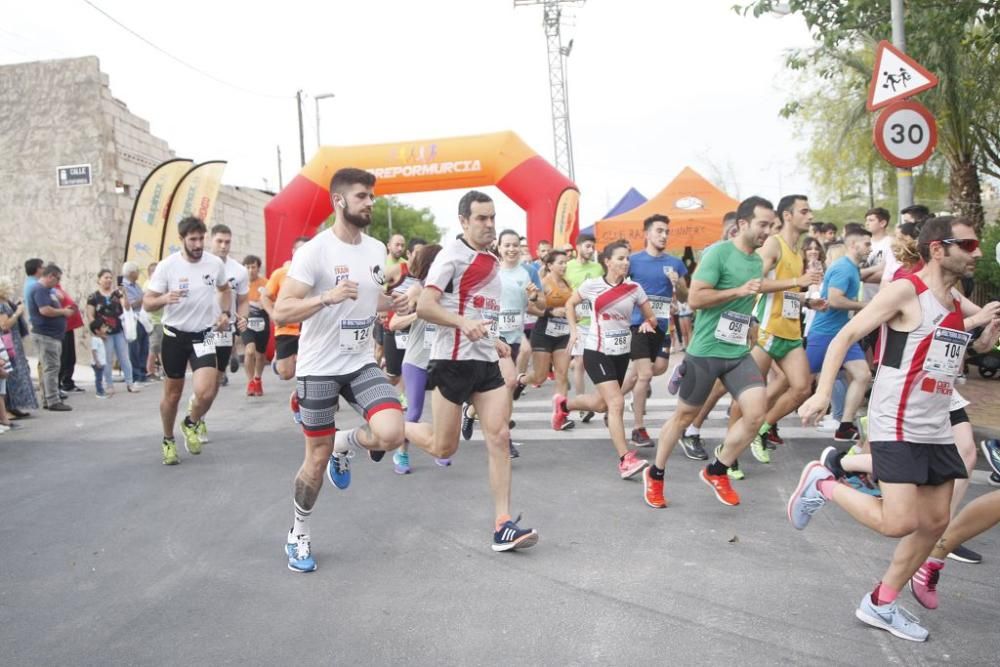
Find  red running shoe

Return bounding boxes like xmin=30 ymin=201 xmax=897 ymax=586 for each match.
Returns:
xmin=700 ymin=468 xmax=740 ymax=506
xmin=551 ymin=394 xmax=569 ymax=431
xmin=643 ymin=467 xmax=667 ymax=508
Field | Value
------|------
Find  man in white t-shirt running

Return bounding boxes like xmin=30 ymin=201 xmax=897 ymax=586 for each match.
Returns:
xmin=143 ymin=216 xmax=232 ymax=465
xmin=404 ymin=191 xmax=538 ymax=553
xmin=275 ymin=167 xmax=409 ymax=573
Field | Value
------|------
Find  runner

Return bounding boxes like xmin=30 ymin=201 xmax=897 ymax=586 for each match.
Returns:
xmin=274 ymin=168 xmax=408 ymax=573
xmin=791 ymin=215 xmax=985 ymax=641
xmin=641 ymin=196 xmax=773 ymax=509
xmin=206 ymin=224 xmax=250 ymax=406
xmin=142 ymin=216 xmax=231 ymax=465
xmin=514 ymin=249 xmax=570 ymax=407
xmin=261 ymin=236 xmax=309 ymax=422
xmin=804 ymin=228 xmax=873 ymax=442
xmin=403 ymin=190 xmax=538 ymax=553
xmin=617 ymin=214 xmax=688 ymax=447
xmin=515 ymin=246 xmax=543 ymax=384
xmin=740 ymin=195 xmax=826 ymax=464
xmin=556 ymin=240 xmax=657 ymax=478
xmin=565 ymin=233 xmax=604 ymax=423
xmin=240 ymin=254 xmax=270 ymax=396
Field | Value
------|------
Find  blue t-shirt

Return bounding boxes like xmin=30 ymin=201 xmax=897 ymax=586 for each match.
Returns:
xmin=810 ymin=256 xmax=860 ymax=337
xmin=522 ymin=262 xmax=543 ymax=290
xmin=28 ymin=282 xmax=67 ymax=339
xmin=628 ymin=250 xmax=688 ymax=326
xmin=23 ymin=276 xmax=37 ymax=306
xmin=499 ymin=265 xmax=535 ymax=344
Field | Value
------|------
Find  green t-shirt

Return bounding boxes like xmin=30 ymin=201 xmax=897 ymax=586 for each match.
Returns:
xmin=565 ymin=259 xmax=604 ymax=326
xmin=688 ymin=240 xmax=763 ymax=359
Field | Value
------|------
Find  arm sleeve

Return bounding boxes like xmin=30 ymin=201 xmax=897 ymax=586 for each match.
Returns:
xmin=424 ymin=252 xmax=454 ymax=293
xmin=527 ymin=265 xmax=542 ymax=290
xmin=287 ymin=246 xmax=315 ymax=287
xmin=674 ymin=257 xmax=689 ymax=278
xmin=147 ymin=264 xmax=168 ymax=293
xmin=828 ymin=263 xmax=852 ymax=294
xmin=692 ymin=245 xmax=722 ymax=286
xmin=32 ymin=286 xmax=49 ymax=311
xmin=236 ymin=267 xmax=250 ymax=296
xmin=633 ymin=282 xmax=649 ymax=306
xmin=265 ymin=271 xmax=282 ymax=300
xmin=85 ymin=292 xmax=98 ymax=307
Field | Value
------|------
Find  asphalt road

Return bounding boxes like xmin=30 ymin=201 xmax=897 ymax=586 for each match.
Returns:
xmin=1 ymin=368 xmax=997 ymax=666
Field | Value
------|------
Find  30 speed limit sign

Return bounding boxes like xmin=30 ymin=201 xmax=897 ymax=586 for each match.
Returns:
xmin=873 ymin=99 xmax=938 ymax=168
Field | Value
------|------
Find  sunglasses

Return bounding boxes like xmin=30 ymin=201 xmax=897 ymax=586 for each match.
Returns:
xmin=940 ymin=238 xmax=980 ymax=253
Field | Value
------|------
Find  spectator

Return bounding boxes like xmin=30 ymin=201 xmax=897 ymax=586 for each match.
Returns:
xmin=819 ymin=222 xmax=838 ymax=246
xmin=53 ymin=281 xmax=85 ymax=393
xmin=0 ymin=276 xmax=38 ymax=417
xmin=28 ymin=264 xmax=73 ymax=411
xmin=89 ymin=319 xmax=110 ymax=399
xmin=22 ymin=258 xmax=43 ymax=307
xmin=0 ymin=345 xmax=11 ymax=433
xmin=145 ymin=261 xmax=163 ymax=380
xmin=85 ymin=268 xmax=139 ymax=396
xmin=121 ymin=261 xmax=148 ymax=384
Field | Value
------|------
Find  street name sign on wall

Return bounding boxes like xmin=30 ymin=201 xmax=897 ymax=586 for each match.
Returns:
xmin=57 ymin=164 xmax=92 ymax=187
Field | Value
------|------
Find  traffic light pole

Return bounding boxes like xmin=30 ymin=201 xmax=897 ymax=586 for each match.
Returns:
xmin=891 ymin=0 xmax=914 ymax=216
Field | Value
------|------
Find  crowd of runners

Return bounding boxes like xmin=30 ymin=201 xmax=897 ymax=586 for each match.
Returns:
xmin=134 ymin=167 xmax=1000 ymax=643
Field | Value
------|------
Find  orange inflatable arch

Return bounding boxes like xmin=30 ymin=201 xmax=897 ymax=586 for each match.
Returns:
xmin=264 ymin=131 xmax=579 ymax=270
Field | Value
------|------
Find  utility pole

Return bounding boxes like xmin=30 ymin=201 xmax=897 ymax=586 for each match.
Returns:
xmin=514 ymin=0 xmax=584 ymax=181
xmin=891 ymin=0 xmax=914 ymax=216
xmin=276 ymin=145 xmax=284 ymax=190
xmin=386 ymin=200 xmax=393 ymax=238
xmin=314 ymin=93 xmax=336 ymax=148
xmin=296 ymin=90 xmax=306 ymax=167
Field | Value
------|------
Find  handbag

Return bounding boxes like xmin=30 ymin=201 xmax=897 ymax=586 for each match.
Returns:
xmin=1 ymin=331 xmax=15 ymax=360
xmin=122 ymin=309 xmax=138 ymax=342
xmin=16 ymin=310 xmax=29 ymax=338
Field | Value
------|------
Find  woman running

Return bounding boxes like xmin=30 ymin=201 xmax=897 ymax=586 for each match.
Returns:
xmin=553 ymin=241 xmax=658 ymax=479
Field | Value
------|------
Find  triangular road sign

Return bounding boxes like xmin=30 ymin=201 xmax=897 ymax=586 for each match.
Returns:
xmin=867 ymin=40 xmax=939 ymax=111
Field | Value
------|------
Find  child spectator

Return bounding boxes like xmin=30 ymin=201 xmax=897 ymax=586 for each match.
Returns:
xmin=90 ymin=320 xmax=110 ymax=399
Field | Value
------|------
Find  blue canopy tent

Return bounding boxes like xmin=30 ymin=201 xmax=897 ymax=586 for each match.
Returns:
xmin=578 ymin=187 xmax=647 ymax=238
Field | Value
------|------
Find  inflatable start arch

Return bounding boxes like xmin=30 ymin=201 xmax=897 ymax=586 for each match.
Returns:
xmin=263 ymin=131 xmax=579 ymax=270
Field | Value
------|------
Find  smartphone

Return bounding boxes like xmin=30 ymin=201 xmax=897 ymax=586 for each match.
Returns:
xmin=116 ymin=275 xmax=124 ymax=287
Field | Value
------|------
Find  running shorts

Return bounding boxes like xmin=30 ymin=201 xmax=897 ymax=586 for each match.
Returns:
xmin=629 ymin=325 xmax=669 ymax=362
xmin=583 ymin=349 xmax=630 ymax=386
xmin=870 ymin=441 xmax=968 ymax=486
xmin=239 ymin=312 xmax=271 ymax=350
xmin=161 ymin=325 xmax=218 ymax=379
xmin=529 ymin=316 xmax=569 ymax=354
xmin=427 ymin=359 xmax=505 ymax=405
xmin=384 ymin=330 xmax=405 ymax=377
xmin=678 ymin=353 xmax=764 ymax=406
xmin=214 ymin=344 xmax=233 ymax=372
xmin=296 ymin=364 xmax=402 ymax=438
xmin=806 ymin=333 xmax=865 ymax=374
xmin=275 ymin=334 xmax=299 ymax=361
xmin=757 ymin=332 xmax=803 ymax=361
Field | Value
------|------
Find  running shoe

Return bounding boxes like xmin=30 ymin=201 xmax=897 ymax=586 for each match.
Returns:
xmin=286 ymin=532 xmax=317 ymax=573
xmin=855 ymin=594 xmax=928 ymax=642
xmin=700 ymin=468 xmax=740 ymax=506
xmin=766 ymin=424 xmax=784 ymax=447
xmin=625 ymin=398 xmax=634 ymax=413
xmin=618 ymin=450 xmax=649 ymax=479
xmin=631 ymin=427 xmax=653 ymax=448
xmin=815 ymin=415 xmax=838 ymax=432
xmin=845 ymin=473 xmax=882 ymax=497
xmin=666 ymin=362 xmax=685 ymax=396
xmin=910 ymin=560 xmax=942 ymax=609
xmin=327 ymin=431 xmax=352 ymax=489
xmin=580 ymin=411 xmax=595 ymax=424
xmin=229 ymin=354 xmax=239 ymax=373
xmin=289 ymin=391 xmax=302 ymax=425
xmin=509 ymin=440 xmax=521 ymax=459
xmin=990 ymin=472 xmax=1000 ymax=487
xmin=162 ymin=437 xmax=180 ymax=465
xmin=547 ymin=370 xmax=555 ymax=381
xmin=551 ymin=394 xmax=569 ymax=431
xmin=820 ymin=446 xmax=846 ymax=480
xmin=834 ymin=423 xmax=860 ymax=442
xmin=559 ymin=419 xmax=576 ymax=431
xmin=749 ymin=434 xmax=771 ymax=464
xmin=393 ymin=450 xmax=411 ymax=475
xmin=714 ymin=444 xmax=744 ymax=480
xmin=435 ymin=457 xmax=452 ymax=467
xmin=679 ymin=434 xmax=708 ymax=461
xmin=946 ymin=544 xmax=982 ymax=564
xmin=492 ymin=514 xmax=538 ymax=552
xmin=254 ymin=378 xmax=264 ymax=396
xmin=512 ymin=374 xmax=527 ymax=401
xmin=787 ymin=461 xmax=832 ymax=530
xmin=461 ymin=403 xmax=476 ymax=441
xmin=180 ymin=420 xmax=202 ymax=455
xmin=368 ymin=449 xmax=386 ymax=463
xmin=246 ymin=381 xmax=255 ymax=397
xmin=509 ymin=419 xmax=516 ymax=430
xmin=643 ymin=467 xmax=667 ymax=508
xmin=859 ymin=415 xmax=869 ymax=441
xmin=980 ymin=439 xmax=1000 ymax=477
xmin=196 ymin=419 xmax=209 ymax=444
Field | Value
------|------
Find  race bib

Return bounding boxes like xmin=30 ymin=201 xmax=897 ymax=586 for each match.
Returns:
xmin=545 ymin=316 xmax=569 ymax=337
xmin=781 ymin=292 xmax=802 ymax=319
xmin=499 ymin=309 xmax=523 ymax=333
xmin=207 ymin=329 xmax=233 ymax=347
xmin=424 ymin=324 xmax=437 ymax=351
xmin=714 ymin=311 xmax=751 ymax=345
xmin=481 ymin=309 xmax=500 ymax=339
xmin=395 ymin=331 xmax=409 ymax=350
xmin=923 ymin=327 xmax=970 ymax=377
xmin=339 ymin=318 xmax=374 ymax=352
xmin=649 ymin=296 xmax=671 ymax=319
xmin=575 ymin=300 xmax=593 ymax=319
xmin=603 ymin=328 xmax=631 ymax=356
xmin=248 ymin=317 xmax=266 ymax=332
xmin=193 ymin=338 xmax=216 ymax=358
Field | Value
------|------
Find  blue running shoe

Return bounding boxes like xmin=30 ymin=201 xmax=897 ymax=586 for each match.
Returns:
xmin=855 ymin=594 xmax=928 ymax=642
xmin=980 ymin=439 xmax=1000 ymax=477
xmin=461 ymin=403 xmax=475 ymax=441
xmin=286 ymin=532 xmax=316 ymax=573
xmin=787 ymin=461 xmax=833 ymax=530
xmin=327 ymin=432 xmax=353 ymax=489
xmin=393 ymin=449 xmax=411 ymax=474
xmin=492 ymin=514 xmax=538 ymax=552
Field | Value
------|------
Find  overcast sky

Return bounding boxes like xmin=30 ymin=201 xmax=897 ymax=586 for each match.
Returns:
xmin=2 ymin=0 xmax=818 ymax=241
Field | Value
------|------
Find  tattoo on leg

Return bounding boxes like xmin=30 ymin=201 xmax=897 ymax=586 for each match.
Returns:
xmin=936 ymin=537 xmax=948 ymax=553
xmin=294 ymin=475 xmax=320 ymax=511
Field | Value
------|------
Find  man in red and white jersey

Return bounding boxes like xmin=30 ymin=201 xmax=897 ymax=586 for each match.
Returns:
xmin=405 ymin=190 xmax=538 ymax=553
xmin=792 ymin=216 xmax=988 ymax=642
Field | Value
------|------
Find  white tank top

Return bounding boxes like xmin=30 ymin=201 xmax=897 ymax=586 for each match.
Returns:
xmin=868 ymin=275 xmax=969 ymax=444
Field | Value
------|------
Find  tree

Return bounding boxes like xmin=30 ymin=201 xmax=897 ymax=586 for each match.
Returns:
xmin=320 ymin=197 xmax=442 ymax=245
xmin=740 ymin=0 xmax=1000 ymax=230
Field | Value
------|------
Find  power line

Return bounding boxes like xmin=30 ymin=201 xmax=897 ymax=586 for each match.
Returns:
xmin=81 ymin=0 xmax=288 ymax=100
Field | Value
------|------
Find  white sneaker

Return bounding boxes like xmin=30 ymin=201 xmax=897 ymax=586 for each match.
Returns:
xmin=816 ymin=415 xmax=838 ymax=432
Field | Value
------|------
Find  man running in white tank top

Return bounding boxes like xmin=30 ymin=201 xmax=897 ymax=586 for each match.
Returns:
xmin=793 ymin=216 xmax=986 ymax=642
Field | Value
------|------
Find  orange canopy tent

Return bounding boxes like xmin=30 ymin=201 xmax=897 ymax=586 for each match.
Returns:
xmin=594 ymin=167 xmax=739 ymax=252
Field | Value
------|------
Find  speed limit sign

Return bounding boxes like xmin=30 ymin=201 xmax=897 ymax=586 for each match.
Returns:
xmin=873 ymin=99 xmax=938 ymax=168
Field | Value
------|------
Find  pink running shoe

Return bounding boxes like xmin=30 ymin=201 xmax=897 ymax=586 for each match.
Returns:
xmin=551 ymin=394 xmax=569 ymax=431
xmin=910 ymin=560 xmax=943 ymax=609
xmin=618 ymin=450 xmax=649 ymax=479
